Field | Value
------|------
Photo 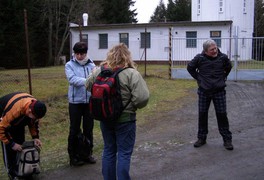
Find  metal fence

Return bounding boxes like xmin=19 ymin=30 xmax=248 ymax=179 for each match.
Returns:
xmin=1 ymin=36 xmax=264 ymax=99
xmin=171 ymin=37 xmax=264 ymax=81
xmin=0 ymin=66 xmax=68 ymax=100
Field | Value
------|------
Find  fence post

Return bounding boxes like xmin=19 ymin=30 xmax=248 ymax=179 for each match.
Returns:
xmin=79 ymin=19 xmax=82 ymax=42
xmin=233 ymin=27 xmax=239 ymax=81
xmin=144 ymin=27 xmax=147 ymax=77
xmin=169 ymin=27 xmax=172 ymax=79
xmin=24 ymin=9 xmax=32 ymax=95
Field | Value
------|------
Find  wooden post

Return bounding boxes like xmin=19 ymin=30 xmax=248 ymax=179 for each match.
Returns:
xmin=24 ymin=9 xmax=32 ymax=95
xmin=169 ymin=27 xmax=172 ymax=79
xmin=79 ymin=19 xmax=82 ymax=42
xmin=144 ymin=27 xmax=147 ymax=77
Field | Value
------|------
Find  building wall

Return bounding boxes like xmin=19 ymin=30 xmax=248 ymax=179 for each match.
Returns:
xmin=71 ymin=26 xmax=170 ymax=62
xmin=70 ymin=24 xmax=231 ymax=62
xmin=171 ymin=25 xmax=232 ymax=61
xmin=192 ymin=0 xmax=254 ymax=38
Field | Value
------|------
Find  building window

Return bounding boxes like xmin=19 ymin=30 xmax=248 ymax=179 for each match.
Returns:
xmin=119 ymin=33 xmax=129 ymax=47
xmin=243 ymin=0 xmax=247 ymax=14
xmin=186 ymin=31 xmax=197 ymax=48
xmin=210 ymin=31 xmax=221 ymax=47
xmin=140 ymin=32 xmax=151 ymax=48
xmin=81 ymin=34 xmax=88 ymax=46
xmin=242 ymin=38 xmax=245 ymax=47
xmin=99 ymin=34 xmax=108 ymax=49
xmin=197 ymin=0 xmax=201 ymax=15
xmin=219 ymin=0 xmax=223 ymax=13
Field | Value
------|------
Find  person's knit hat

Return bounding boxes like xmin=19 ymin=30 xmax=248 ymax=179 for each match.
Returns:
xmin=73 ymin=42 xmax=88 ymax=54
xmin=30 ymin=100 xmax=47 ymax=119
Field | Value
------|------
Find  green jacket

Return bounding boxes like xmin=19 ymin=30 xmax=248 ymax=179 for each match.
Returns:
xmin=86 ymin=67 xmax=149 ymax=123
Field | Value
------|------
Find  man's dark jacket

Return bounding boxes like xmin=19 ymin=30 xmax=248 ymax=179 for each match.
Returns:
xmin=187 ymin=49 xmax=232 ymax=93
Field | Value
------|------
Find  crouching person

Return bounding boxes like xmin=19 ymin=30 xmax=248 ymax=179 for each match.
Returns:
xmin=0 ymin=92 xmax=47 ymax=180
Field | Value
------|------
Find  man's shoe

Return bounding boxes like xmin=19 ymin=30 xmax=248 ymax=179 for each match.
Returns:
xmin=83 ymin=155 xmax=96 ymax=164
xmin=224 ymin=141 xmax=234 ymax=150
xmin=194 ymin=139 xmax=206 ymax=148
xmin=70 ymin=158 xmax=85 ymax=166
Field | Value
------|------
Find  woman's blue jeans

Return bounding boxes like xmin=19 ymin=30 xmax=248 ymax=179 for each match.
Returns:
xmin=100 ymin=121 xmax=136 ymax=180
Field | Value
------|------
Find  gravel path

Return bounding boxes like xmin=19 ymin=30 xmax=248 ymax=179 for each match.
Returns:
xmin=40 ymin=81 xmax=264 ymax=180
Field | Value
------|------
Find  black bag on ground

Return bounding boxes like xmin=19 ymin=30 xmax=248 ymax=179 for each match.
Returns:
xmin=76 ymin=133 xmax=91 ymax=160
xmin=16 ymin=141 xmax=41 ymax=177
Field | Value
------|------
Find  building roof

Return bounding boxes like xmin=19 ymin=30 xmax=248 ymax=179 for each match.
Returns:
xmin=70 ymin=21 xmax=233 ymax=30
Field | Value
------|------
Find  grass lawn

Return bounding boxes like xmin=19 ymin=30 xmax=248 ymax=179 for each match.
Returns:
xmin=0 ymin=64 xmax=196 ymax=178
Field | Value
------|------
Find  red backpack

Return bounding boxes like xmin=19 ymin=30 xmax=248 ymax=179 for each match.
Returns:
xmin=89 ymin=66 xmax=130 ymax=122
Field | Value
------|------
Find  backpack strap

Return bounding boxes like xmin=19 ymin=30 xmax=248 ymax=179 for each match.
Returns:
xmin=2 ymin=95 xmax=33 ymax=117
xmin=99 ymin=65 xmax=132 ymax=110
xmin=22 ymin=141 xmax=35 ymax=149
xmin=114 ymin=67 xmax=132 ymax=110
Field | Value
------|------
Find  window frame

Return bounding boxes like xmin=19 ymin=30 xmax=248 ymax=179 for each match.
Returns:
xmin=186 ymin=31 xmax=197 ymax=48
xmin=219 ymin=0 xmax=224 ymax=13
xmin=80 ymin=34 xmax=88 ymax=47
xmin=197 ymin=0 xmax=201 ymax=15
xmin=210 ymin=31 xmax=222 ymax=48
xmin=243 ymin=0 xmax=247 ymax=14
xmin=140 ymin=32 xmax=151 ymax=49
xmin=119 ymin=33 xmax=129 ymax=47
xmin=99 ymin=34 xmax=108 ymax=49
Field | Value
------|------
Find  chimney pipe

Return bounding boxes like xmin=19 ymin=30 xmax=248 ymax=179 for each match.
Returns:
xmin=83 ymin=13 xmax=88 ymax=26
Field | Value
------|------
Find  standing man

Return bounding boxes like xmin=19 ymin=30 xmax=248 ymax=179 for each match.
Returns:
xmin=65 ymin=42 xmax=96 ymax=166
xmin=187 ymin=39 xmax=233 ymax=150
xmin=0 ymin=92 xmax=47 ymax=179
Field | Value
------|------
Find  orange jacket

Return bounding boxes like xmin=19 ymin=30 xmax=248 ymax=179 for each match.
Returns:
xmin=0 ymin=92 xmax=39 ymax=147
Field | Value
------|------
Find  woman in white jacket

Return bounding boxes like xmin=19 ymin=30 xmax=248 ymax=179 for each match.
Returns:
xmin=65 ymin=42 xmax=96 ymax=166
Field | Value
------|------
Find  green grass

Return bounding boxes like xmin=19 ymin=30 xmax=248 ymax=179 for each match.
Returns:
xmin=235 ymin=60 xmax=264 ymax=69
xmin=0 ymin=65 xmax=196 ymax=178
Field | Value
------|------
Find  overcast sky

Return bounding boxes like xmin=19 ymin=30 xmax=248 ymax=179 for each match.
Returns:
xmin=134 ymin=0 xmax=168 ymax=23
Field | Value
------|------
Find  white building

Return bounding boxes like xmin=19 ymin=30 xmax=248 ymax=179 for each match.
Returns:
xmin=69 ymin=0 xmax=254 ymax=63
xmin=192 ymin=0 xmax=254 ymax=38
xmin=69 ymin=21 xmax=232 ymax=62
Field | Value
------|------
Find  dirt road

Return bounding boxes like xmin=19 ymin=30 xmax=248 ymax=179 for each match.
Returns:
xmin=40 ymin=81 xmax=264 ymax=180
